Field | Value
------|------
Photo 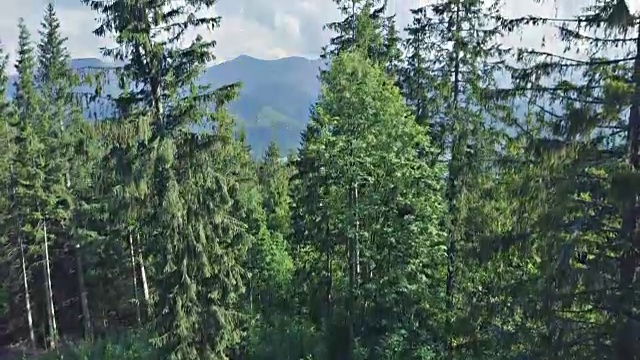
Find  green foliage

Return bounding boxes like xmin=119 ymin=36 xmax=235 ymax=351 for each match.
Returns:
xmin=246 ymin=315 xmax=327 ymax=360
xmin=3 ymin=1 xmax=640 ymax=359
xmin=36 ymin=332 xmax=155 ymax=360
xmin=296 ymin=50 xmax=446 ymax=359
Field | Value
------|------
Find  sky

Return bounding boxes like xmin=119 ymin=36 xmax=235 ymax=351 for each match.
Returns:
xmin=0 ymin=0 xmax=600 ymax=71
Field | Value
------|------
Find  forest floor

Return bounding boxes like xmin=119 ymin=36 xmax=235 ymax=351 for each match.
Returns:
xmin=0 ymin=345 xmax=43 ymax=359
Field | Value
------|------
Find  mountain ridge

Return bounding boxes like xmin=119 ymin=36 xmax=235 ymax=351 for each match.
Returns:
xmin=8 ymin=55 xmax=325 ymax=156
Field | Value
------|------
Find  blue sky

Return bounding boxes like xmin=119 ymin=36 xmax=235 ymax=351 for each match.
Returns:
xmin=0 ymin=0 xmax=584 ymax=69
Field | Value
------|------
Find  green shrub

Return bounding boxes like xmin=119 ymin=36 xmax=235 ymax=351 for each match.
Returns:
xmin=246 ymin=315 xmax=326 ymax=360
xmin=37 ymin=331 xmax=155 ymax=360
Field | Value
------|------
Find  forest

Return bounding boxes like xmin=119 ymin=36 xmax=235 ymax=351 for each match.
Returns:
xmin=0 ymin=0 xmax=638 ymax=359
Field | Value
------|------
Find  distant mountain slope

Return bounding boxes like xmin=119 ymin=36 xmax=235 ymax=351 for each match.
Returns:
xmin=202 ymin=55 xmax=324 ymax=154
xmin=7 ymin=55 xmax=324 ymax=156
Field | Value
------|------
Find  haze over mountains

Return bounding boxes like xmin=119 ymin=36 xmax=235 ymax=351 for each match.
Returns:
xmin=6 ymin=55 xmax=530 ymax=156
xmin=7 ymin=55 xmax=326 ymax=156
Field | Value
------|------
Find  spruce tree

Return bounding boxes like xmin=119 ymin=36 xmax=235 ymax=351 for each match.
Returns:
xmin=321 ymin=0 xmax=389 ymax=68
xmin=380 ymin=15 xmax=403 ymax=82
xmin=0 ymin=41 xmax=37 ymax=349
xmin=0 ymin=44 xmax=10 ymax=321
xmin=297 ymin=50 xmax=446 ymax=359
xmin=37 ymin=3 xmax=96 ymax=341
xmin=501 ymin=0 xmax=640 ymax=357
xmin=259 ymin=141 xmax=292 ymax=238
xmin=402 ymin=1 xmax=511 ymax=357
xmin=82 ymin=0 xmax=250 ymax=357
xmin=12 ymin=18 xmax=62 ymax=349
xmin=251 ymin=141 xmax=294 ymax=311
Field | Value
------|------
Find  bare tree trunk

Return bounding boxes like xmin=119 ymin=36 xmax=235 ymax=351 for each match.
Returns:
xmin=445 ymin=3 xmax=462 ymax=360
xmin=43 ymin=220 xmax=58 ymax=349
xmin=75 ymin=241 xmax=92 ymax=341
xmin=18 ymin=232 xmax=35 ymax=349
xmin=346 ymin=182 xmax=358 ymax=360
xmin=59 ymin=118 xmax=93 ymax=342
xmin=136 ymin=234 xmax=150 ymax=318
xmin=6 ymin=122 xmax=35 ymax=349
xmin=616 ymin=22 xmax=640 ymax=360
xmin=129 ymin=233 xmax=141 ymax=324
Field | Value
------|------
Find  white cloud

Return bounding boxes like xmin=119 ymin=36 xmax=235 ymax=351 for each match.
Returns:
xmin=0 ymin=0 xmax=591 ymax=73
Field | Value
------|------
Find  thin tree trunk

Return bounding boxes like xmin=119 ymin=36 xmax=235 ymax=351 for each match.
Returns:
xmin=136 ymin=234 xmax=150 ymax=318
xmin=323 ymin=223 xmax=333 ymax=357
xmin=6 ymin=122 xmax=35 ymax=349
xmin=354 ymin=181 xmax=360 ymax=281
xmin=445 ymin=2 xmax=462 ymax=359
xmin=60 ymin=118 xmax=93 ymax=341
xmin=75 ymin=240 xmax=92 ymax=341
xmin=346 ymin=183 xmax=358 ymax=360
xmin=346 ymin=1 xmax=359 ymax=349
xmin=129 ymin=233 xmax=141 ymax=324
xmin=617 ymin=22 xmax=640 ymax=360
xmin=42 ymin=220 xmax=58 ymax=349
xmin=18 ymin=232 xmax=35 ymax=349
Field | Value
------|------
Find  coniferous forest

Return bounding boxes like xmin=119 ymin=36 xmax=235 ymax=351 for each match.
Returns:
xmin=1 ymin=0 xmax=640 ymax=359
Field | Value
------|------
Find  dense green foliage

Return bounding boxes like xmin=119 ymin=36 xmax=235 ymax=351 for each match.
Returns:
xmin=1 ymin=0 xmax=640 ymax=359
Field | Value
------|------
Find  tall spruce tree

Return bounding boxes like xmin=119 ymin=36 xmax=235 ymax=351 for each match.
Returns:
xmin=259 ymin=141 xmax=292 ymax=238
xmin=501 ymin=0 xmax=640 ymax=357
xmin=81 ymin=0 xmax=249 ymax=358
xmin=0 ymin=44 xmax=10 ymax=325
xmin=296 ymin=50 xmax=446 ymax=360
xmin=11 ymin=18 xmax=62 ymax=349
xmin=0 ymin=41 xmax=37 ymax=349
xmin=37 ymin=3 xmax=97 ymax=342
xmin=254 ymin=141 xmax=294 ymax=310
xmin=402 ymin=0 xmax=512 ymax=358
xmin=322 ymin=0 xmax=386 ymax=59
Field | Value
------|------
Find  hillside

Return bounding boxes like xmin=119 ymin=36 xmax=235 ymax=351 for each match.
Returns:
xmin=7 ymin=55 xmax=324 ymax=156
xmin=201 ymin=55 xmax=324 ymax=154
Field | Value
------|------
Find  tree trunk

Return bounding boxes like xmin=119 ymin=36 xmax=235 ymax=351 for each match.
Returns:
xmin=18 ymin=232 xmax=35 ymax=349
xmin=346 ymin=182 xmax=358 ymax=360
xmin=129 ymin=233 xmax=141 ymax=324
xmin=75 ymin=241 xmax=92 ymax=341
xmin=445 ymin=3 xmax=462 ymax=359
xmin=6 ymin=121 xmax=35 ymax=349
xmin=42 ymin=220 xmax=58 ymax=349
xmin=136 ymin=234 xmax=150 ymax=318
xmin=616 ymin=22 xmax=640 ymax=360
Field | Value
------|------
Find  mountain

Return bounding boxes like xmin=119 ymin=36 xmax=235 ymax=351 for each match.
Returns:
xmin=7 ymin=56 xmax=532 ymax=156
xmin=201 ymin=55 xmax=324 ymax=155
xmin=8 ymin=55 xmax=325 ymax=156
